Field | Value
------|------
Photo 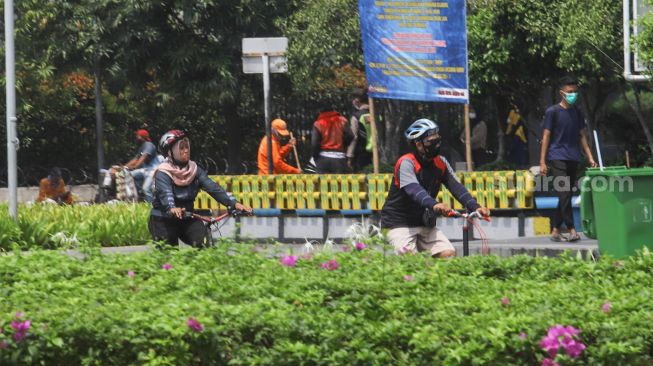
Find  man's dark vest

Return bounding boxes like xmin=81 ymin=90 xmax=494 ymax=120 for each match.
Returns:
xmin=381 ymin=153 xmax=447 ymax=229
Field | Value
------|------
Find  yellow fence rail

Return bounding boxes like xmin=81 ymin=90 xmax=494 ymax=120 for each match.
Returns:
xmin=194 ymin=171 xmax=535 ymax=211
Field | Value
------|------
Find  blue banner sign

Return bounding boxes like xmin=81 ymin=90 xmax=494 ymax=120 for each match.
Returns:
xmin=358 ymin=0 xmax=469 ymax=104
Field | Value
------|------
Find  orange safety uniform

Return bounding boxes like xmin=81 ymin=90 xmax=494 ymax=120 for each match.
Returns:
xmin=37 ymin=178 xmax=73 ymax=204
xmin=257 ymin=136 xmax=300 ymax=175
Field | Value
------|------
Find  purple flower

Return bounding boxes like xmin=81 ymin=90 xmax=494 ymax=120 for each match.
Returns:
xmin=541 ymin=324 xmax=585 ymax=360
xmin=519 ymin=332 xmax=527 ymax=340
xmin=0 ymin=341 xmax=8 ymax=349
xmin=501 ymin=297 xmax=510 ymax=306
xmin=354 ymin=242 xmax=367 ymax=251
xmin=602 ymin=302 xmax=612 ymax=313
xmin=187 ymin=317 xmax=204 ymax=333
xmin=541 ymin=358 xmax=559 ymax=366
xmin=280 ymin=255 xmax=298 ymax=267
xmin=399 ymin=245 xmax=414 ymax=255
xmin=10 ymin=320 xmax=30 ymax=333
xmin=540 ymin=336 xmax=559 ymax=358
xmin=341 ymin=245 xmax=352 ymax=252
xmin=127 ymin=270 xmax=135 ymax=278
xmin=162 ymin=263 xmax=173 ymax=271
xmin=321 ymin=259 xmax=339 ymax=271
xmin=403 ymin=275 xmax=414 ymax=281
xmin=564 ymin=325 xmax=580 ymax=337
xmin=564 ymin=339 xmax=586 ymax=358
xmin=10 ymin=320 xmax=30 ymax=343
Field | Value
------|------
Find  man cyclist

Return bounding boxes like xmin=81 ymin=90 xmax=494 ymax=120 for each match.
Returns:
xmin=125 ymin=129 xmax=161 ymax=202
xmin=381 ymin=118 xmax=491 ymax=258
xmin=149 ymin=130 xmax=252 ymax=247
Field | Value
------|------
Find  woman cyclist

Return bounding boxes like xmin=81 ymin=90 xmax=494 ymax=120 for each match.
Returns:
xmin=149 ymin=130 xmax=252 ymax=246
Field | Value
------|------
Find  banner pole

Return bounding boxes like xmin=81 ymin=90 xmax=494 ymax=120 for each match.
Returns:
xmin=464 ymin=104 xmax=473 ymax=171
xmin=369 ymin=97 xmax=380 ymax=174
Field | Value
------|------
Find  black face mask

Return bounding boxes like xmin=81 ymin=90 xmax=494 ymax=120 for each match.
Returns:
xmin=422 ymin=138 xmax=442 ymax=159
xmin=279 ymin=136 xmax=290 ymax=146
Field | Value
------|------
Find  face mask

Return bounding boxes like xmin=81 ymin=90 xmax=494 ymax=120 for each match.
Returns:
xmin=469 ymin=112 xmax=477 ymax=120
xmin=279 ymin=136 xmax=290 ymax=146
xmin=562 ymin=91 xmax=578 ymax=105
xmin=422 ymin=138 xmax=442 ymax=159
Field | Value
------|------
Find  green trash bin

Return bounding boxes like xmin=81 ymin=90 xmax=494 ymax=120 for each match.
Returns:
xmin=580 ymin=166 xmax=653 ymax=258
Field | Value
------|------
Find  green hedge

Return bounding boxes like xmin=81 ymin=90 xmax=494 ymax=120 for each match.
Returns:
xmin=1 ymin=246 xmax=652 ymax=365
xmin=0 ymin=203 xmax=150 ymax=249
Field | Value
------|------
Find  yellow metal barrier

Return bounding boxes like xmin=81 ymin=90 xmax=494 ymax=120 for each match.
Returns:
xmin=194 ymin=170 xmax=535 ymax=211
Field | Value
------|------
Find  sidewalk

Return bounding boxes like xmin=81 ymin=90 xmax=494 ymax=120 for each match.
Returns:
xmin=82 ymin=236 xmax=599 ymax=259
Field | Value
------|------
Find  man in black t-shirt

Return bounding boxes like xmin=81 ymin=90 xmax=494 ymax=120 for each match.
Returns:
xmin=539 ymin=76 xmax=597 ymax=242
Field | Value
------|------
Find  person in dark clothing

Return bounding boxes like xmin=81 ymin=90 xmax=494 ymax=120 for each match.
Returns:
xmin=149 ymin=130 xmax=252 ymax=247
xmin=539 ymin=76 xmax=597 ymax=242
xmin=311 ymin=108 xmax=352 ymax=173
xmin=346 ymin=88 xmax=373 ymax=172
xmin=381 ymin=118 xmax=490 ymax=258
xmin=459 ymin=106 xmax=488 ymax=167
xmin=505 ymin=104 xmax=529 ymax=167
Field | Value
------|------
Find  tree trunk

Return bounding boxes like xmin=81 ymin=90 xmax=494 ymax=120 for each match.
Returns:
xmin=224 ymin=103 xmax=243 ymax=174
xmin=377 ymin=99 xmax=405 ymax=165
xmin=94 ymin=59 xmax=106 ymax=193
xmin=493 ymin=95 xmax=509 ymax=164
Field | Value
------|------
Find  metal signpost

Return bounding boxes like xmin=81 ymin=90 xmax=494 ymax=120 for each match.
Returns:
xmin=5 ymin=0 xmax=18 ymax=220
xmin=242 ymin=37 xmax=288 ymax=174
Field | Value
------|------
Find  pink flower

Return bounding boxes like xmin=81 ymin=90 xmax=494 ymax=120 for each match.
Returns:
xmin=354 ymin=242 xmax=367 ymax=251
xmin=564 ymin=339 xmax=586 ymax=358
xmin=540 ymin=336 xmax=559 ymax=358
xmin=10 ymin=320 xmax=31 ymax=343
xmin=162 ymin=263 xmax=172 ymax=271
xmin=541 ymin=358 xmax=559 ymax=366
xmin=280 ymin=255 xmax=298 ymax=267
xmin=127 ymin=270 xmax=135 ymax=278
xmin=519 ymin=332 xmax=527 ymax=340
xmin=403 ymin=275 xmax=414 ymax=281
xmin=501 ymin=297 xmax=510 ymax=306
xmin=14 ymin=312 xmax=23 ymax=319
xmin=541 ymin=324 xmax=585 ymax=360
xmin=399 ymin=245 xmax=414 ymax=255
xmin=321 ymin=259 xmax=339 ymax=271
xmin=602 ymin=302 xmax=612 ymax=313
xmin=187 ymin=317 xmax=204 ymax=333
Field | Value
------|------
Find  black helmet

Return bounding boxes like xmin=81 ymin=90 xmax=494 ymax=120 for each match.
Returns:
xmin=159 ymin=129 xmax=186 ymax=154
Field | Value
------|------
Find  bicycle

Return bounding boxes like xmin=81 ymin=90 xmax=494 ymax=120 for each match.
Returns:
xmin=182 ymin=208 xmax=252 ymax=247
xmin=447 ymin=210 xmax=491 ymax=256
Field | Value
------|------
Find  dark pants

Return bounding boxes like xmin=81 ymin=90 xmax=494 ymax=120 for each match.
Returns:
xmin=472 ymin=148 xmax=488 ymax=167
xmin=148 ymin=215 xmax=209 ymax=247
xmin=548 ymin=160 xmax=578 ymax=230
xmin=316 ymin=156 xmax=347 ymax=173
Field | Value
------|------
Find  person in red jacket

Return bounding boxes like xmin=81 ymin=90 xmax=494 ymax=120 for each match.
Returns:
xmin=311 ymin=108 xmax=352 ymax=173
xmin=257 ymin=119 xmax=301 ymax=175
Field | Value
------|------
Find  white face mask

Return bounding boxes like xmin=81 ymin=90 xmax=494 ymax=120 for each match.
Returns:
xmin=469 ymin=112 xmax=477 ymax=120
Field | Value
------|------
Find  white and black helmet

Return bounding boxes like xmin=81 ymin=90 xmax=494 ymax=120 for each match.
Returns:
xmin=404 ymin=118 xmax=439 ymax=142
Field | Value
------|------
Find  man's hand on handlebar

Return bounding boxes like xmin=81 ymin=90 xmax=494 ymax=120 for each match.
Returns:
xmin=476 ymin=207 xmax=491 ymax=219
xmin=169 ymin=207 xmax=185 ymax=219
xmin=234 ymin=202 xmax=253 ymax=214
xmin=432 ymin=203 xmax=451 ymax=215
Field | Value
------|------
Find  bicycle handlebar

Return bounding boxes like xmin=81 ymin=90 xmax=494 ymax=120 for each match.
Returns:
xmin=168 ymin=208 xmax=252 ymax=222
xmin=447 ymin=210 xmax=491 ymax=222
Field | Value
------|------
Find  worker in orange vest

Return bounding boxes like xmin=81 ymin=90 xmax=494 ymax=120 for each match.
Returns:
xmin=257 ymin=119 xmax=301 ymax=175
